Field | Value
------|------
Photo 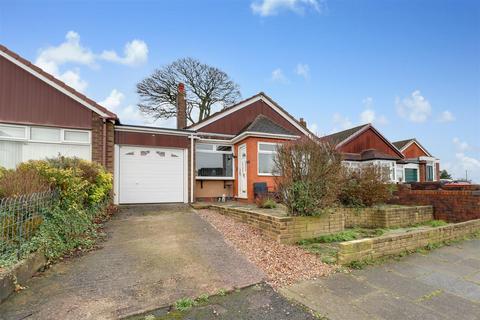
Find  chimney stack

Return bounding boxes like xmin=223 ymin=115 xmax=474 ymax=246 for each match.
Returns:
xmin=177 ymin=83 xmax=187 ymax=129
xmin=299 ymin=117 xmax=307 ymax=128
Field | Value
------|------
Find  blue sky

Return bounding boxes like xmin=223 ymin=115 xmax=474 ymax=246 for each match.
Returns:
xmin=1 ymin=0 xmax=479 ymax=181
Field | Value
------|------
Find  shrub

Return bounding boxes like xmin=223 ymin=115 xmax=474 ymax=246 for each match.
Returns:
xmin=0 ymin=166 xmax=52 ymax=198
xmin=339 ymin=164 xmax=394 ymax=207
xmin=275 ymin=138 xmax=343 ymax=216
xmin=0 ymin=157 xmax=113 ymax=268
xmin=255 ymin=195 xmax=277 ymax=209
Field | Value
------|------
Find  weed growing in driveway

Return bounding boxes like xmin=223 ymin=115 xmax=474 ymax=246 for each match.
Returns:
xmin=417 ymin=289 xmax=443 ymax=302
xmin=217 ymin=288 xmax=227 ymax=296
xmin=174 ymin=297 xmax=196 ymax=312
xmin=195 ymin=293 xmax=209 ymax=303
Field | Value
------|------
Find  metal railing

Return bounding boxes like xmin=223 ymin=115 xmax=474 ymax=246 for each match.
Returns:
xmin=0 ymin=190 xmax=58 ymax=257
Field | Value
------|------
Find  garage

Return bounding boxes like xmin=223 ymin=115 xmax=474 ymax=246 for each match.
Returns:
xmin=117 ymin=145 xmax=187 ymax=204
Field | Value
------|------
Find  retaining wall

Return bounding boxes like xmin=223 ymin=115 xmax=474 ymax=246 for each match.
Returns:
xmin=342 ymin=206 xmax=433 ymax=229
xmin=337 ymin=219 xmax=480 ymax=264
xmin=209 ymin=205 xmax=344 ymax=244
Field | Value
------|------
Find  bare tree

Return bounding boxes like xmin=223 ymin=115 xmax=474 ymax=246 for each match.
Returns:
xmin=136 ymin=58 xmax=241 ymax=124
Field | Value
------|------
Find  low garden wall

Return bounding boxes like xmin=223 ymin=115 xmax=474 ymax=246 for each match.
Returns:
xmin=391 ymin=184 xmax=480 ymax=222
xmin=209 ymin=205 xmax=344 ymax=244
xmin=0 ymin=252 xmax=47 ymax=303
xmin=337 ymin=218 xmax=480 ymax=264
xmin=342 ymin=205 xmax=433 ymax=229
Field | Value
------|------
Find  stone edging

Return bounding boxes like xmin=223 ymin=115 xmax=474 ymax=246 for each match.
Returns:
xmin=0 ymin=252 xmax=47 ymax=304
xmin=337 ymin=218 xmax=480 ymax=264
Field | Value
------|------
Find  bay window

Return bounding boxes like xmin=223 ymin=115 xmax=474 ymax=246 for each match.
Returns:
xmin=258 ymin=142 xmax=280 ymax=176
xmin=196 ymin=143 xmax=234 ymax=178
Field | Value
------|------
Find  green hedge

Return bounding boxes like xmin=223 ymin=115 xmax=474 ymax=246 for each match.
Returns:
xmin=0 ymin=157 xmax=113 ymax=268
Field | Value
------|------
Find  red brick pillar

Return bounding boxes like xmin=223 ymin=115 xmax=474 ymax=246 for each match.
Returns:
xmin=419 ymin=161 xmax=426 ymax=182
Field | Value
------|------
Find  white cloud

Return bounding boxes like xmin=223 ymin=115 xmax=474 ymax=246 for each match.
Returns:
xmin=101 ymin=89 xmax=147 ymax=125
xmin=438 ymin=110 xmax=455 ymax=123
xmin=271 ymin=68 xmax=288 ymax=83
xmin=295 ymin=63 xmax=310 ymax=79
xmin=447 ymin=138 xmax=480 ymax=182
xmin=453 ymin=137 xmax=470 ymax=152
xmin=100 ymin=40 xmax=148 ymax=66
xmin=360 ymin=109 xmax=375 ymax=123
xmin=100 ymin=89 xmax=125 ymax=110
xmin=35 ymin=31 xmax=96 ymax=92
xmin=251 ymin=0 xmax=323 ymax=16
xmin=396 ymin=90 xmax=432 ymax=123
xmin=34 ymin=31 xmax=148 ymax=92
xmin=58 ymin=69 xmax=88 ymax=93
xmin=359 ymin=97 xmax=388 ymax=125
xmin=332 ymin=113 xmax=352 ymax=132
xmin=35 ymin=31 xmax=96 ymax=74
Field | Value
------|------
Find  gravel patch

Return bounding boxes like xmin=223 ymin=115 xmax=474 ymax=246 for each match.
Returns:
xmin=196 ymin=209 xmax=337 ymax=287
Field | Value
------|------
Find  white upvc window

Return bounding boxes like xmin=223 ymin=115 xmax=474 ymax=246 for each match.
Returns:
xmin=63 ymin=129 xmax=91 ymax=144
xmin=30 ymin=127 xmax=61 ymax=142
xmin=258 ymin=142 xmax=280 ymax=176
xmin=195 ymin=143 xmax=234 ymax=179
xmin=0 ymin=123 xmax=92 ymax=169
xmin=0 ymin=124 xmax=28 ymax=140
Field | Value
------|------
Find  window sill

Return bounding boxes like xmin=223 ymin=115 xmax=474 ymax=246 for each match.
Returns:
xmin=196 ymin=177 xmax=235 ymax=180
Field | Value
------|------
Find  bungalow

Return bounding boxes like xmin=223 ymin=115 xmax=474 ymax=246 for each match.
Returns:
xmin=392 ymin=138 xmax=440 ymax=183
xmin=321 ymin=123 xmax=404 ymax=182
xmin=0 ymin=44 xmax=439 ymax=205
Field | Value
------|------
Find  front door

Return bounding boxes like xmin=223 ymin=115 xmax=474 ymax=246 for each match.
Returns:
xmin=238 ymin=144 xmax=247 ymax=198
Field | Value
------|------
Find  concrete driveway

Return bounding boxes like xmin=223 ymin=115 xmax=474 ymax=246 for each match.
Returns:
xmin=281 ymin=239 xmax=480 ymax=320
xmin=0 ymin=205 xmax=264 ymax=320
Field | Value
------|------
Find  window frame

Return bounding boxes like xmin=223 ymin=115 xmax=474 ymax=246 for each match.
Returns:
xmin=257 ymin=142 xmax=280 ymax=176
xmin=62 ymin=129 xmax=91 ymax=145
xmin=0 ymin=123 xmax=91 ymax=145
xmin=0 ymin=123 xmax=29 ymax=140
xmin=195 ymin=142 xmax=235 ymax=180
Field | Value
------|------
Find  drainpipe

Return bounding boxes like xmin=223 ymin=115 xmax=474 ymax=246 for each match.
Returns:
xmin=102 ymin=119 xmax=107 ymax=167
xmin=190 ymin=134 xmax=195 ymax=203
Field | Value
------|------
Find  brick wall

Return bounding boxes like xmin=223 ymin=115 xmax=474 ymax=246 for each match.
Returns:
xmin=91 ymin=113 xmax=115 ymax=173
xmin=337 ymin=218 xmax=480 ymax=264
xmin=391 ymin=185 xmax=480 ymax=222
xmin=209 ymin=205 xmax=344 ymax=244
xmin=342 ymin=206 xmax=433 ymax=229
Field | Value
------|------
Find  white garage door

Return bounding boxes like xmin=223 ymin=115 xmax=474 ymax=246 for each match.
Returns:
xmin=119 ymin=146 xmax=186 ymax=204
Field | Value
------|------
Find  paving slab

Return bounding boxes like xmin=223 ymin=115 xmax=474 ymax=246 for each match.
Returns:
xmin=282 ymin=239 xmax=480 ymax=320
xmin=0 ymin=205 xmax=264 ymax=320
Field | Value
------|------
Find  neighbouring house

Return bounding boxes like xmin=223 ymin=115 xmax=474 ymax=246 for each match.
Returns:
xmin=392 ymin=138 xmax=440 ymax=183
xmin=321 ymin=123 xmax=404 ymax=182
xmin=0 ymin=44 xmax=440 ymax=205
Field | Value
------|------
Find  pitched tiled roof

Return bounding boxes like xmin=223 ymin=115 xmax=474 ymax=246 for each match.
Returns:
xmin=392 ymin=139 xmax=415 ymax=150
xmin=0 ymin=44 xmax=118 ymax=120
xmin=321 ymin=124 xmax=369 ymax=146
xmin=240 ymin=115 xmax=296 ymax=136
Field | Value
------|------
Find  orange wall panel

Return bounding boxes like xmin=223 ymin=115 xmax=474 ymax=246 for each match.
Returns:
xmin=234 ymin=137 xmax=291 ymax=202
